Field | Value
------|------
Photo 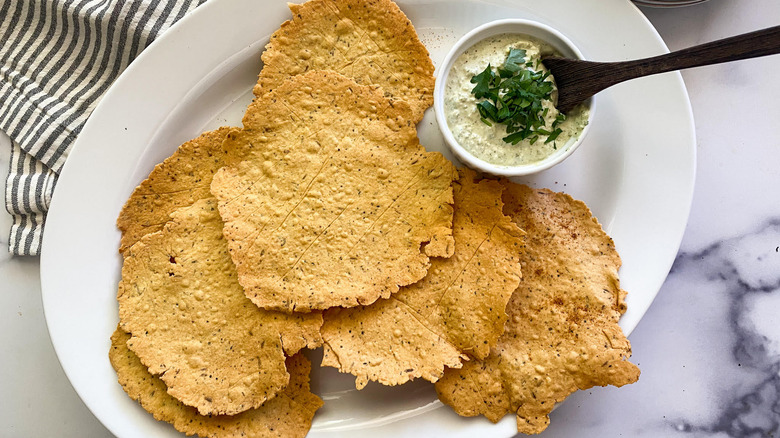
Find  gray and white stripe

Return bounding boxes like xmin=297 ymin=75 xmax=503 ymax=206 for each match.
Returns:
xmin=6 ymin=142 xmax=56 ymax=256
xmin=1 ymin=0 xmax=205 ymax=256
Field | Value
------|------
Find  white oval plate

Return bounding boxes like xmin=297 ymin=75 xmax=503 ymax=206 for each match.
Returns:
xmin=40 ymin=0 xmax=695 ymax=437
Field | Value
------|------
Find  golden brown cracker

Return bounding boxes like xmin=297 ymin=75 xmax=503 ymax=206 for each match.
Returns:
xmin=394 ymin=169 xmax=524 ymax=360
xmin=118 ymin=197 xmax=322 ymax=416
xmin=256 ymin=0 xmax=435 ymax=123
xmin=116 ymin=127 xmax=237 ymax=253
xmin=320 ymin=168 xmax=524 ymax=388
xmin=211 ymin=71 xmax=457 ymax=313
xmin=321 ymin=298 xmax=464 ymax=389
xmin=435 ymin=184 xmax=640 ymax=435
xmin=109 ymin=328 xmax=322 ymax=438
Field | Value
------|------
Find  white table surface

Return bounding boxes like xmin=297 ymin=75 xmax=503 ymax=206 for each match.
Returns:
xmin=2 ymin=1 xmax=780 ymax=436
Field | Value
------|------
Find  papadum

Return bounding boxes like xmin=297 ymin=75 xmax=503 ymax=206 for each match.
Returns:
xmin=110 ymin=328 xmax=322 ymax=438
xmin=435 ymin=184 xmax=640 ymax=435
xmin=117 ymin=127 xmax=237 ymax=253
xmin=320 ymin=168 xmax=524 ymax=388
xmin=256 ymin=0 xmax=435 ymax=123
xmin=211 ymin=71 xmax=457 ymax=313
xmin=118 ymin=197 xmax=322 ymax=416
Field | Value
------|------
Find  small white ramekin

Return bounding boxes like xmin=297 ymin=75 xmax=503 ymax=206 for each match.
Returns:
xmin=434 ymin=19 xmax=595 ymax=177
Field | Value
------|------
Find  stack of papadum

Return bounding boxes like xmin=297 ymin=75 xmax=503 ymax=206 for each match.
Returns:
xmin=112 ymin=0 xmax=640 ymax=436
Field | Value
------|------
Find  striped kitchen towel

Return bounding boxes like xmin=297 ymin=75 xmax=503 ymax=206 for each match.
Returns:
xmin=1 ymin=0 xmax=206 ymax=256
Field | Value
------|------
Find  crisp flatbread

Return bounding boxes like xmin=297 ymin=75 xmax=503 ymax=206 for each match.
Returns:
xmin=109 ymin=328 xmax=322 ymax=438
xmin=118 ymin=0 xmax=437 ymax=253
xmin=256 ymin=0 xmax=435 ymax=123
xmin=118 ymin=197 xmax=323 ymax=416
xmin=435 ymin=184 xmax=640 ymax=435
xmin=320 ymin=168 xmax=524 ymax=388
xmin=211 ymin=70 xmax=457 ymax=313
xmin=116 ymin=127 xmax=237 ymax=253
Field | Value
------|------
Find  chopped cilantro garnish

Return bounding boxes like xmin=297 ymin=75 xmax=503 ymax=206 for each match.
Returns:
xmin=470 ymin=48 xmax=560 ymax=145
xmin=502 ymin=131 xmax=526 ymax=145
xmin=476 ymin=100 xmax=498 ymax=120
xmin=552 ymin=113 xmax=566 ymax=129
xmin=545 ymin=128 xmax=563 ymax=144
xmin=470 ymin=64 xmax=496 ymax=99
xmin=502 ymin=48 xmax=526 ymax=73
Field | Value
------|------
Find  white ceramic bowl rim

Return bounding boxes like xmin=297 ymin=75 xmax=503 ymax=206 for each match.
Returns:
xmin=434 ymin=18 xmax=596 ymax=177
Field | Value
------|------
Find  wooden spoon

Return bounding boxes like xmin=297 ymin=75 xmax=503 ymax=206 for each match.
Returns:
xmin=543 ymin=25 xmax=780 ymax=114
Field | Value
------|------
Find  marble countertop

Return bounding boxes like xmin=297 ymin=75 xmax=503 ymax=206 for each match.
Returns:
xmin=2 ymin=1 xmax=779 ymax=436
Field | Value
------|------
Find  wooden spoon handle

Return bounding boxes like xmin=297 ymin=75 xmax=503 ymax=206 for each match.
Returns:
xmin=547 ymin=25 xmax=780 ymax=113
xmin=608 ymin=24 xmax=780 ymax=83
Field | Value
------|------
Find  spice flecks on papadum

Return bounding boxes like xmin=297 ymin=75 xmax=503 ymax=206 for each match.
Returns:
xmin=320 ymin=168 xmax=524 ymax=388
xmin=211 ymin=71 xmax=457 ymax=313
xmin=117 ymin=127 xmax=237 ymax=253
xmin=110 ymin=328 xmax=323 ymax=438
xmin=118 ymin=197 xmax=323 ymax=416
xmin=435 ymin=184 xmax=640 ymax=435
xmin=256 ymin=0 xmax=435 ymax=123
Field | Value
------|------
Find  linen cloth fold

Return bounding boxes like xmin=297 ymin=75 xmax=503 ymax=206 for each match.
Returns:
xmin=1 ymin=0 xmax=206 ymax=256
